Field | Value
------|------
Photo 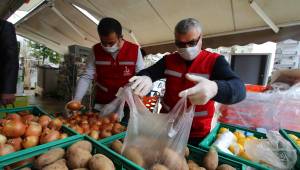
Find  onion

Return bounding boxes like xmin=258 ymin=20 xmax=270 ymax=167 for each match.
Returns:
xmin=6 ymin=114 xmax=21 ymax=120
xmin=22 ymin=114 xmax=36 ymax=123
xmin=22 ymin=136 xmax=39 ymax=148
xmin=17 ymin=111 xmax=30 ymax=116
xmin=89 ymin=130 xmax=99 ymax=140
xmin=109 ymin=113 xmax=119 ymax=123
xmin=102 ymin=117 xmax=110 ymax=125
xmin=67 ymin=101 xmax=82 ymax=110
xmin=0 ymin=144 xmax=15 ymax=156
xmin=100 ymin=129 xmax=112 ymax=139
xmin=60 ymin=133 xmax=68 ymax=139
xmin=81 ymin=123 xmax=90 ymax=133
xmin=48 ymin=118 xmax=62 ymax=130
xmin=38 ymin=115 xmax=51 ymax=128
xmin=90 ymin=124 xmax=100 ymax=131
xmin=40 ymin=130 xmax=60 ymax=144
xmin=103 ymin=123 xmax=113 ymax=131
xmin=25 ymin=122 xmax=42 ymax=137
xmin=112 ymin=123 xmax=125 ymax=134
xmin=72 ymin=125 xmax=84 ymax=134
xmin=0 ymin=134 xmax=7 ymax=147
xmin=2 ymin=120 xmax=26 ymax=138
xmin=7 ymin=137 xmax=22 ymax=151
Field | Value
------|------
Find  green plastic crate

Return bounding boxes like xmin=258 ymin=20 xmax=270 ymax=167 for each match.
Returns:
xmin=199 ymin=122 xmax=271 ymax=170
xmin=100 ymin=132 xmax=247 ymax=170
xmin=4 ymin=136 xmax=141 ymax=170
xmin=0 ymin=106 xmax=82 ymax=168
xmin=279 ymin=129 xmax=300 ymax=169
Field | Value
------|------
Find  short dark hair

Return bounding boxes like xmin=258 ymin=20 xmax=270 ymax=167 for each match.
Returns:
xmin=97 ymin=17 xmax=122 ymax=37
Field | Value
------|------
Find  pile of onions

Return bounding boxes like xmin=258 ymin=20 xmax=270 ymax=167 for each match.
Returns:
xmin=40 ymin=129 xmax=60 ymax=144
xmin=61 ymin=111 xmax=125 ymax=140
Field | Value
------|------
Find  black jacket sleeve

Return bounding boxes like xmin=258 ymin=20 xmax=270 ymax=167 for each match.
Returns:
xmin=211 ymin=56 xmax=246 ymax=104
xmin=0 ymin=20 xmax=19 ymax=94
xmin=137 ymin=57 xmax=166 ymax=81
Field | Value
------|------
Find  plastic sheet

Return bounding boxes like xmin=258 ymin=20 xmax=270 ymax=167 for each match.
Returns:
xmin=110 ymin=87 xmax=194 ymax=169
xmin=219 ymin=83 xmax=300 ymax=131
xmin=244 ymin=131 xmax=297 ymax=170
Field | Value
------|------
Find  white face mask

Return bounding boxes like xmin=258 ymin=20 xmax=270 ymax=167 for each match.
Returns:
xmin=177 ymin=46 xmax=200 ymax=60
xmin=102 ymin=42 xmax=119 ymax=53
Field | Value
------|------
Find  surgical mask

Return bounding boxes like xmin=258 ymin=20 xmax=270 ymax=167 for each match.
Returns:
xmin=102 ymin=42 xmax=119 ymax=53
xmin=177 ymin=46 xmax=200 ymax=60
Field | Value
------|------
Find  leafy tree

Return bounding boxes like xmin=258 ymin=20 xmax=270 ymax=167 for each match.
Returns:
xmin=28 ymin=40 xmax=62 ymax=64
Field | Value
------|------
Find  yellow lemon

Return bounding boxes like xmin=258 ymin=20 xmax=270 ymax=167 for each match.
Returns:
xmin=237 ymin=137 xmax=247 ymax=146
xmin=234 ymin=131 xmax=246 ymax=139
xmin=238 ymin=151 xmax=251 ymax=161
xmin=219 ymin=127 xmax=229 ymax=134
xmin=228 ymin=144 xmax=236 ymax=154
xmin=289 ymin=134 xmax=298 ymax=141
xmin=229 ymin=143 xmax=244 ymax=155
xmin=296 ymin=139 xmax=300 ymax=146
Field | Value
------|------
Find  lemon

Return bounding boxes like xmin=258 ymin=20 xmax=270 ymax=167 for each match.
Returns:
xmin=237 ymin=137 xmax=247 ymax=146
xmin=219 ymin=127 xmax=229 ymax=134
xmin=229 ymin=143 xmax=244 ymax=155
xmin=289 ymin=134 xmax=298 ymax=141
xmin=296 ymin=139 xmax=300 ymax=146
xmin=234 ymin=131 xmax=246 ymax=139
xmin=238 ymin=151 xmax=251 ymax=160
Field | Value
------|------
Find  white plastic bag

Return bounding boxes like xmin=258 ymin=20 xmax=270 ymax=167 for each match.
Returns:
xmin=117 ymin=87 xmax=195 ymax=169
xmin=244 ymin=131 xmax=297 ymax=170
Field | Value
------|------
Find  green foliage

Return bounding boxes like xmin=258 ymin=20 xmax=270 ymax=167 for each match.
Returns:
xmin=28 ymin=40 xmax=62 ymax=64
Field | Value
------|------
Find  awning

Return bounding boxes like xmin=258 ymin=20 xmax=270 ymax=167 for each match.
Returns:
xmin=15 ymin=0 xmax=300 ymax=54
xmin=0 ymin=0 xmax=26 ymax=19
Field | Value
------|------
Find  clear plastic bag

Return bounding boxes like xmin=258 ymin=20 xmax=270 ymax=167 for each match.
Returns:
xmin=115 ymin=87 xmax=195 ymax=169
xmin=244 ymin=131 xmax=297 ymax=170
xmin=219 ymin=83 xmax=300 ymax=131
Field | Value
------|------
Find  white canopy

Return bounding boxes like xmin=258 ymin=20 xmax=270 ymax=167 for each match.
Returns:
xmin=15 ymin=0 xmax=300 ymax=54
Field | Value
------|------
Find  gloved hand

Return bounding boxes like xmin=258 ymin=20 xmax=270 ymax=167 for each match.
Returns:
xmin=178 ymin=73 xmax=218 ymax=105
xmin=129 ymin=76 xmax=153 ymax=96
xmin=65 ymin=100 xmax=83 ymax=111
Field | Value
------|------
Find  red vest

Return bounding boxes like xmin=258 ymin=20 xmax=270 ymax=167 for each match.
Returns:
xmin=93 ymin=40 xmax=138 ymax=104
xmin=163 ymin=50 xmax=220 ymax=138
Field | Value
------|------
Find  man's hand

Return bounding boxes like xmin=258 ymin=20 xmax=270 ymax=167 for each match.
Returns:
xmin=0 ymin=93 xmax=16 ymax=106
xmin=178 ymin=74 xmax=218 ymax=105
xmin=129 ymin=76 xmax=153 ymax=97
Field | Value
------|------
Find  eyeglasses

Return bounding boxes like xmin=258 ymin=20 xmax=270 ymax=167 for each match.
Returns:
xmin=175 ymin=35 xmax=201 ymax=48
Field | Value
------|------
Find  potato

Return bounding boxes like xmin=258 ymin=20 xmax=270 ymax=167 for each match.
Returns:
xmin=185 ymin=147 xmax=190 ymax=158
xmin=88 ymin=154 xmax=115 ymax=170
xmin=111 ymin=140 xmax=123 ymax=154
xmin=123 ymin=147 xmax=145 ymax=167
xmin=68 ymin=140 xmax=92 ymax=153
xmin=73 ymin=169 xmax=88 ymax=170
xmin=34 ymin=148 xmax=65 ymax=169
xmin=151 ymin=164 xmax=169 ymax=170
xmin=202 ymin=147 xmax=218 ymax=170
xmin=67 ymin=148 xmax=92 ymax=169
xmin=216 ymin=164 xmax=236 ymax=170
xmin=188 ymin=160 xmax=206 ymax=170
xmin=42 ymin=159 xmax=68 ymax=170
xmin=162 ymin=148 xmax=188 ymax=170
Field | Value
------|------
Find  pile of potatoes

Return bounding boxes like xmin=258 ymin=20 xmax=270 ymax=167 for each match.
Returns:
xmin=110 ymin=139 xmax=236 ymax=170
xmin=11 ymin=140 xmax=115 ymax=170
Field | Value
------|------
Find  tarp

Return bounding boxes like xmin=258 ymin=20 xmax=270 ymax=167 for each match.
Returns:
xmin=15 ymin=0 xmax=300 ymax=54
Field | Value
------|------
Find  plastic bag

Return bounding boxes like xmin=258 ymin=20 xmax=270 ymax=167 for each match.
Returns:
xmin=219 ymin=83 xmax=300 ymax=131
xmin=244 ymin=131 xmax=297 ymax=170
xmin=117 ymin=87 xmax=195 ymax=169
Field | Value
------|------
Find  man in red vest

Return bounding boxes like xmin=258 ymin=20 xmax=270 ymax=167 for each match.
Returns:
xmin=67 ymin=17 xmax=144 ymax=117
xmin=130 ymin=18 xmax=246 ymax=145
